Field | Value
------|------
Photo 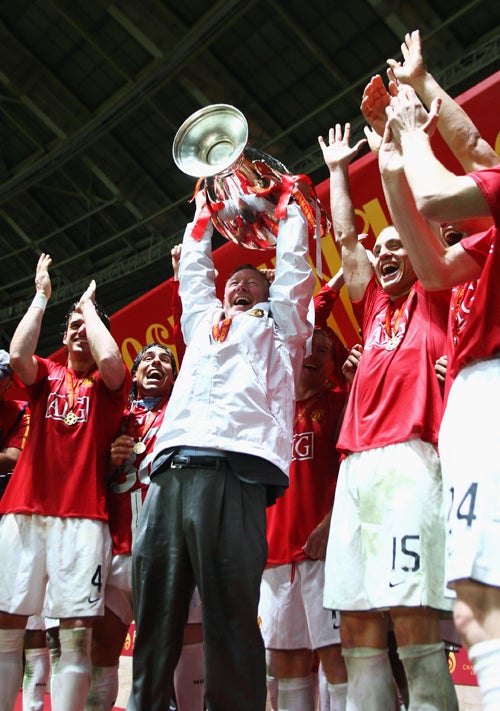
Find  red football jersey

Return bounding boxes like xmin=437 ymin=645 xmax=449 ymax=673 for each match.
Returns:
xmin=0 ymin=357 xmax=130 ymax=520
xmin=447 ymin=165 xmax=500 ymax=381
xmin=107 ymin=399 xmax=168 ymax=555
xmin=266 ymin=385 xmax=346 ymax=565
xmin=338 ymin=277 xmax=449 ymax=453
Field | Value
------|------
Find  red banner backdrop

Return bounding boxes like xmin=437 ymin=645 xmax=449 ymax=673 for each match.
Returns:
xmin=46 ymin=71 xmax=500 ymax=369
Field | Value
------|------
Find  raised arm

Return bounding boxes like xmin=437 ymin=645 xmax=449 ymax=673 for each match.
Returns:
xmin=318 ymin=124 xmax=373 ymax=301
xmin=9 ymin=253 xmax=52 ymax=386
xmin=379 ymin=99 xmax=482 ymax=290
xmin=178 ymin=190 xmax=220 ymax=344
xmin=76 ymin=281 xmax=126 ymax=391
xmin=387 ymin=29 xmax=499 ymax=172
xmin=268 ymin=203 xmax=316 ymax=345
xmin=387 ymin=84 xmax=492 ymax=224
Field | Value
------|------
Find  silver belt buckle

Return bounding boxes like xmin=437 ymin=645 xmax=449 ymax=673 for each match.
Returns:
xmin=171 ymin=455 xmax=189 ymax=469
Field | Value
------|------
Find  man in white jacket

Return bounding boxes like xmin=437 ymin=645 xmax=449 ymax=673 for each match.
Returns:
xmin=127 ymin=192 xmax=315 ymax=711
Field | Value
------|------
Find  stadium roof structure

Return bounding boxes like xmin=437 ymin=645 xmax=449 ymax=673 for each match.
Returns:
xmin=0 ymin=0 xmax=498 ymax=354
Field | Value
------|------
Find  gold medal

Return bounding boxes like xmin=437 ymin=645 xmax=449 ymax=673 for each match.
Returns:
xmin=385 ymin=335 xmax=401 ymax=351
xmin=64 ymin=411 xmax=79 ymax=425
xmin=133 ymin=440 xmax=146 ymax=455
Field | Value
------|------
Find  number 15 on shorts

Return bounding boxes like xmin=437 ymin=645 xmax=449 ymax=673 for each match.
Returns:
xmin=391 ymin=534 xmax=421 ymax=575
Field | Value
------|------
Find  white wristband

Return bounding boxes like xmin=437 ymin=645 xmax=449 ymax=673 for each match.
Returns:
xmin=30 ymin=293 xmax=48 ymax=311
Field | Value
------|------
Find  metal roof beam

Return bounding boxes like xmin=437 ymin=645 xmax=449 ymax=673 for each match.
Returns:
xmin=0 ymin=0 xmax=257 ymax=203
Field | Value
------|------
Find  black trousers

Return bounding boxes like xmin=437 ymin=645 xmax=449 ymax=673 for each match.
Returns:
xmin=127 ymin=460 xmax=268 ymax=711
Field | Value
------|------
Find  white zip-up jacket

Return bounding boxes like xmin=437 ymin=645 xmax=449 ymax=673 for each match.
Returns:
xmin=153 ymin=203 xmax=315 ymax=479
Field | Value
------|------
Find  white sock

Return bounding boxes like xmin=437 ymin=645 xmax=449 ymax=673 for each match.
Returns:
xmin=267 ymin=675 xmax=278 ymax=711
xmin=276 ymin=675 xmax=315 ymax=711
xmin=51 ymin=627 xmax=92 ymax=711
xmin=84 ymin=665 xmax=119 ymax=710
xmin=468 ymin=639 xmax=500 ymax=710
xmin=173 ymin=641 xmax=204 ymax=711
xmin=317 ymin=663 xmax=329 ymax=711
xmin=23 ymin=647 xmax=50 ymax=711
xmin=0 ymin=628 xmax=25 ymax=711
xmin=49 ymin=643 xmax=61 ymax=698
xmin=328 ymin=682 xmax=347 ymax=711
xmin=398 ymin=642 xmax=458 ymax=710
xmin=342 ymin=647 xmax=396 ymax=711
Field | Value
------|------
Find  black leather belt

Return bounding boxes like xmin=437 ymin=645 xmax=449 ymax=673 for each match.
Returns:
xmin=171 ymin=450 xmax=228 ymax=470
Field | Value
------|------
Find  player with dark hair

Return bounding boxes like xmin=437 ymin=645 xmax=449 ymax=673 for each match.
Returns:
xmin=0 ymin=253 xmax=130 ymax=711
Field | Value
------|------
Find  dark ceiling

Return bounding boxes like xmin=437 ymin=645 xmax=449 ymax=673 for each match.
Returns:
xmin=0 ymin=0 xmax=498 ymax=355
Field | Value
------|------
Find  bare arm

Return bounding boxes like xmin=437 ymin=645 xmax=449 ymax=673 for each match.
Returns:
xmin=77 ymin=281 xmax=125 ymax=391
xmin=318 ymin=124 xmax=373 ymax=301
xmin=9 ymin=253 xmax=52 ymax=386
xmin=387 ymin=30 xmax=498 ymax=172
xmin=379 ymin=117 xmax=482 ymax=290
xmin=386 ymin=86 xmax=492 ymax=225
xmin=326 ymin=265 xmax=344 ymax=292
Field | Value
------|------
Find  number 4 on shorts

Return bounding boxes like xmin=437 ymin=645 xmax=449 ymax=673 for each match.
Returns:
xmin=454 ymin=482 xmax=478 ymax=528
xmin=91 ymin=564 xmax=103 ymax=594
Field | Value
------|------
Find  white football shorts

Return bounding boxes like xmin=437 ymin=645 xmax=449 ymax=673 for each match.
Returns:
xmin=440 ymin=358 xmax=500 ymax=588
xmin=0 ymin=514 xmax=111 ymax=619
xmin=324 ymin=439 xmax=452 ymax=612
xmin=259 ymin=559 xmax=341 ymax=650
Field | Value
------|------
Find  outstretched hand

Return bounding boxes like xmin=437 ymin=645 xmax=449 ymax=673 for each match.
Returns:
xmin=35 ymin=253 xmax=53 ymax=300
xmin=318 ymin=123 xmax=367 ymax=172
xmin=76 ymin=279 xmax=97 ymax=312
xmin=361 ymin=75 xmax=393 ymax=137
xmin=386 ymin=30 xmax=426 ymax=88
xmin=386 ymin=84 xmax=441 ymax=143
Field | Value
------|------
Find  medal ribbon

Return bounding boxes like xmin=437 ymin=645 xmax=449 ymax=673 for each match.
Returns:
xmin=190 ymin=181 xmax=225 ymax=241
xmin=450 ymin=281 xmax=476 ymax=347
xmin=384 ymin=284 xmax=416 ymax=343
xmin=212 ymin=317 xmax=232 ymax=343
xmin=130 ymin=398 xmax=168 ymax=446
xmin=65 ymin=368 xmax=92 ymax=416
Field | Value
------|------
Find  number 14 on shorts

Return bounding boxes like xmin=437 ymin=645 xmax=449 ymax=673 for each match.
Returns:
xmin=448 ymin=483 xmax=478 ymax=529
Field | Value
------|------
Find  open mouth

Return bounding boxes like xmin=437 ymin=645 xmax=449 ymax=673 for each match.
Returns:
xmin=146 ymin=370 xmax=163 ymax=381
xmin=234 ymin=296 xmax=251 ymax=306
xmin=380 ymin=262 xmax=399 ymax=277
xmin=442 ymin=226 xmax=466 ymax=246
